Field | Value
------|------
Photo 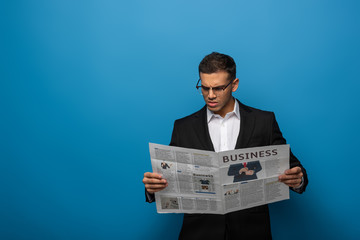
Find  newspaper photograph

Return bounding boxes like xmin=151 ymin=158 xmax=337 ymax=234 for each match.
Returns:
xmin=149 ymin=143 xmax=290 ymax=214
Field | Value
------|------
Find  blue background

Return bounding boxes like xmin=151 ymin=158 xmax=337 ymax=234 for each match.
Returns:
xmin=1 ymin=0 xmax=359 ymax=239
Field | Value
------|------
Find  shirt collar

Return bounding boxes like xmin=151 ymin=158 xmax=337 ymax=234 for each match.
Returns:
xmin=207 ymin=98 xmax=240 ymax=123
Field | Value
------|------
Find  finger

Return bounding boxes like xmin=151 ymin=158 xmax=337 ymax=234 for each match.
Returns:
xmin=279 ymin=169 xmax=303 ymax=180
xmin=145 ymin=183 xmax=168 ymax=190
xmin=147 ymin=188 xmax=164 ymax=194
xmin=143 ymin=177 xmax=167 ymax=184
xmin=144 ymin=172 xmax=163 ymax=179
xmin=281 ymin=178 xmax=302 ymax=185
xmin=284 ymin=167 xmax=301 ymax=175
xmin=146 ymin=184 xmax=168 ymax=193
xmin=279 ymin=172 xmax=303 ymax=181
xmin=280 ymin=179 xmax=301 ymax=188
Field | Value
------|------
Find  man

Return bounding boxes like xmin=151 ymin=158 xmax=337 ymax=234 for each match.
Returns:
xmin=143 ymin=52 xmax=308 ymax=239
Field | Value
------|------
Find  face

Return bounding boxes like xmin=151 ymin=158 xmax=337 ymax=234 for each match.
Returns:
xmin=200 ymin=71 xmax=239 ymax=117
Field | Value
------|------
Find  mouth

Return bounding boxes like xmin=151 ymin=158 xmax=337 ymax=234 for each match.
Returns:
xmin=207 ymin=102 xmax=218 ymax=108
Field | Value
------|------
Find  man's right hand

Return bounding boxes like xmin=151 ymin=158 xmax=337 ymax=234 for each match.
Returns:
xmin=143 ymin=172 xmax=168 ymax=194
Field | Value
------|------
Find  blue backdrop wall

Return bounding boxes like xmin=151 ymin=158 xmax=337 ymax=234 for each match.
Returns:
xmin=1 ymin=1 xmax=359 ymax=239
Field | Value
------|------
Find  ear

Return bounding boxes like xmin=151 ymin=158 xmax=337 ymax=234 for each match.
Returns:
xmin=232 ymin=78 xmax=239 ymax=92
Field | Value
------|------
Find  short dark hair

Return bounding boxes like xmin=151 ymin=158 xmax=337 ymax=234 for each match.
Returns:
xmin=199 ymin=52 xmax=236 ymax=80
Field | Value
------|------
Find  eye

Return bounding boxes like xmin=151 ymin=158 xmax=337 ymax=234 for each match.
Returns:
xmin=213 ymin=87 xmax=223 ymax=92
xmin=201 ymin=86 xmax=210 ymax=91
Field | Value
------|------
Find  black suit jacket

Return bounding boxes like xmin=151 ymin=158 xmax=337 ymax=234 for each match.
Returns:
xmin=148 ymin=100 xmax=308 ymax=240
xmin=227 ymin=161 xmax=262 ymax=182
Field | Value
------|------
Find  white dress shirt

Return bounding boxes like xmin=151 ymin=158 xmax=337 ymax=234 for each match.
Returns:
xmin=207 ymin=99 xmax=240 ymax=152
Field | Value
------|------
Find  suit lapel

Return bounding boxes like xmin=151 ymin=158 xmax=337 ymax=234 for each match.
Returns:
xmin=195 ymin=106 xmax=215 ymax=151
xmin=235 ymin=100 xmax=255 ymax=149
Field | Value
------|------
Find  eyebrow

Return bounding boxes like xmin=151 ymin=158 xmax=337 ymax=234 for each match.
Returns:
xmin=201 ymin=84 xmax=227 ymax=88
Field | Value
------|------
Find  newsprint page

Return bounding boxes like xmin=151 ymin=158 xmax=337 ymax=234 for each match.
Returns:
xmin=149 ymin=143 xmax=290 ymax=214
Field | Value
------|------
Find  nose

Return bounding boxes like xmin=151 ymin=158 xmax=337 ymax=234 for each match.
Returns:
xmin=208 ymin=88 xmax=216 ymax=99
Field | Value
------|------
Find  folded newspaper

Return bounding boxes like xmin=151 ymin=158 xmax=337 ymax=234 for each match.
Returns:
xmin=149 ymin=143 xmax=290 ymax=214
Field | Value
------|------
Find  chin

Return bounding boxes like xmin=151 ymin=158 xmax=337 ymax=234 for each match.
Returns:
xmin=209 ymin=107 xmax=222 ymax=113
xmin=207 ymin=106 xmax=218 ymax=111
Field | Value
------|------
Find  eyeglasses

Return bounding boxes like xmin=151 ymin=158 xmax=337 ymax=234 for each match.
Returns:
xmin=196 ymin=79 xmax=234 ymax=96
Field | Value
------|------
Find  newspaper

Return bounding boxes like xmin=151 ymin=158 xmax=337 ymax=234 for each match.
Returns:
xmin=149 ymin=143 xmax=290 ymax=214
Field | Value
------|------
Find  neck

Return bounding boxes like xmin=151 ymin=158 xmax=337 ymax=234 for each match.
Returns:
xmin=218 ymin=97 xmax=235 ymax=118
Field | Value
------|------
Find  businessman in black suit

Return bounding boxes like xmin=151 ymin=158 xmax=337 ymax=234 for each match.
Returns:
xmin=143 ymin=52 xmax=308 ymax=239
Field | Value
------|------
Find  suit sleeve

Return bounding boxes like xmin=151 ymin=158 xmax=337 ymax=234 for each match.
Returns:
xmin=227 ymin=163 xmax=243 ymax=176
xmin=251 ymin=161 xmax=262 ymax=174
xmin=169 ymin=120 xmax=179 ymax=147
xmin=270 ymin=113 xmax=308 ymax=194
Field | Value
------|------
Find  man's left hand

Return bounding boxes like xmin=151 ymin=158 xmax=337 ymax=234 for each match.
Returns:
xmin=278 ymin=166 xmax=303 ymax=188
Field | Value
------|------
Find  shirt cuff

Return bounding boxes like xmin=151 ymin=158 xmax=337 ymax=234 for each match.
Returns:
xmin=145 ymin=190 xmax=155 ymax=203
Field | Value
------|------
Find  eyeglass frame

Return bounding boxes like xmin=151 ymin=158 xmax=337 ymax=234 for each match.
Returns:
xmin=195 ymin=78 xmax=235 ymax=95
